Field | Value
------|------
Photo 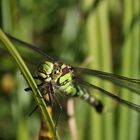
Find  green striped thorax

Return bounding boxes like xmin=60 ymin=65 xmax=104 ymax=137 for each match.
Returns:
xmin=37 ymin=61 xmax=74 ymax=94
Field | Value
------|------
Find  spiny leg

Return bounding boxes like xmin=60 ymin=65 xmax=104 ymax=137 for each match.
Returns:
xmin=47 ymin=82 xmax=63 ymax=130
xmin=28 ymin=100 xmax=52 ymax=117
xmin=52 ymin=94 xmax=63 ymax=132
xmin=47 ymin=82 xmax=54 ymax=107
xmin=24 ymin=75 xmax=41 ymax=91
xmin=25 ymin=79 xmax=62 ymax=131
xmin=25 ymin=83 xmax=41 ymax=116
xmin=32 ymin=76 xmax=39 ymax=79
xmin=26 ymin=82 xmax=54 ymax=116
xmin=24 ymin=81 xmax=43 ymax=92
xmin=29 ymin=105 xmax=39 ymax=116
xmin=24 ymin=80 xmax=44 ymax=116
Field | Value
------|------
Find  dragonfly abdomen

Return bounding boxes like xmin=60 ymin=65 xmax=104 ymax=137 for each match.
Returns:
xmin=57 ymin=72 xmax=103 ymax=113
xmin=76 ymin=88 xmax=103 ymax=113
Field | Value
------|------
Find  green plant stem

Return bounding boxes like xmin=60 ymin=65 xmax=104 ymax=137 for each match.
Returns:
xmin=98 ymin=1 xmax=114 ymax=140
xmin=0 ymin=29 xmax=60 ymax=140
xmin=118 ymin=0 xmax=133 ymax=140
xmin=85 ymin=5 xmax=103 ymax=140
xmin=128 ymin=1 xmax=140 ymax=140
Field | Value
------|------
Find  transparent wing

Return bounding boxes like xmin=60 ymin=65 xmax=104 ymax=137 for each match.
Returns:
xmin=6 ymin=33 xmax=55 ymax=62
xmin=6 ymin=33 xmax=140 ymax=95
xmin=73 ymin=67 xmax=140 ymax=95
xmin=75 ymin=77 xmax=140 ymax=112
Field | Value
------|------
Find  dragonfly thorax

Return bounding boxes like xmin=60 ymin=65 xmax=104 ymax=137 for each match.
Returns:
xmin=37 ymin=61 xmax=76 ymax=96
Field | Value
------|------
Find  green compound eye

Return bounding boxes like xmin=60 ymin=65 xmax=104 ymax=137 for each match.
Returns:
xmin=43 ymin=64 xmax=53 ymax=74
xmin=37 ymin=62 xmax=54 ymax=80
xmin=39 ymin=72 xmax=47 ymax=79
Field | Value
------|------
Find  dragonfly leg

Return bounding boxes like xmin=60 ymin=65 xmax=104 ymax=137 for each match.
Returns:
xmin=24 ymin=87 xmax=32 ymax=91
xmin=33 ymin=76 xmax=39 ymax=79
xmin=28 ymin=87 xmax=52 ymax=117
xmin=52 ymin=94 xmax=63 ymax=132
xmin=24 ymin=83 xmax=44 ymax=92
xmin=28 ymin=105 xmax=38 ymax=116
xmin=47 ymin=82 xmax=54 ymax=107
xmin=46 ymin=82 xmax=62 ymax=131
xmin=24 ymin=75 xmax=41 ymax=91
xmin=28 ymin=103 xmax=48 ymax=117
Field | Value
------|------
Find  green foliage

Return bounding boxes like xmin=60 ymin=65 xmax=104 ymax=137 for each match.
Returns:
xmin=0 ymin=0 xmax=139 ymax=140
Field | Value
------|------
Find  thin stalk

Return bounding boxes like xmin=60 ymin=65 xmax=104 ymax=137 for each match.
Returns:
xmin=97 ymin=1 xmax=114 ymax=140
xmin=0 ymin=29 xmax=60 ymax=140
xmin=67 ymin=98 xmax=78 ymax=140
xmin=85 ymin=4 xmax=103 ymax=140
xmin=118 ymin=0 xmax=133 ymax=140
xmin=1 ymin=1 xmax=30 ymax=140
xmin=128 ymin=1 xmax=140 ymax=140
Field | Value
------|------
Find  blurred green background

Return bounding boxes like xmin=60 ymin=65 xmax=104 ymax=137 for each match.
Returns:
xmin=0 ymin=0 xmax=140 ymax=140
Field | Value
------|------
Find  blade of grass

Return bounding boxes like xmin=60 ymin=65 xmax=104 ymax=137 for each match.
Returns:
xmin=128 ymin=1 xmax=140 ymax=140
xmin=97 ymin=1 xmax=114 ymax=140
xmin=1 ymin=1 xmax=37 ymax=140
xmin=118 ymin=0 xmax=133 ymax=140
xmin=118 ymin=25 xmax=132 ymax=140
xmin=0 ymin=29 xmax=60 ymax=140
xmin=85 ymin=4 xmax=103 ymax=140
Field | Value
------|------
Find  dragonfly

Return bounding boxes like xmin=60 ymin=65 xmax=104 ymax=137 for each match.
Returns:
xmin=6 ymin=33 xmax=140 ymax=119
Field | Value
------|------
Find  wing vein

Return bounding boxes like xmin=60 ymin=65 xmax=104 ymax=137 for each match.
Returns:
xmin=75 ymin=78 xmax=140 ymax=112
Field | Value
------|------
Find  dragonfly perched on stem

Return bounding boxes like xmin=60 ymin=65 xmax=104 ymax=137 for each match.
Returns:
xmin=5 ymin=33 xmax=140 ymax=127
